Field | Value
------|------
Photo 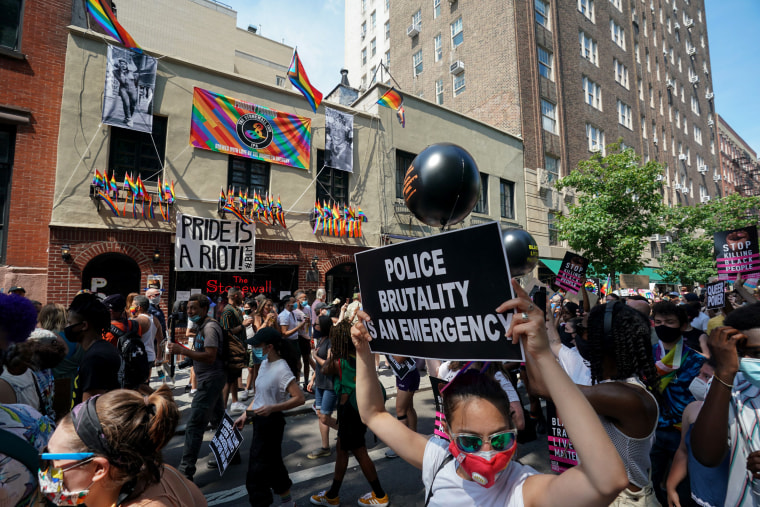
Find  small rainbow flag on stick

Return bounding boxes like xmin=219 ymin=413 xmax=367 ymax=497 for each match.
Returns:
xmin=85 ymin=0 xmax=142 ymax=52
xmin=396 ymin=105 xmax=406 ymax=128
xmin=377 ymin=88 xmax=404 ymax=110
xmin=287 ymin=50 xmax=323 ymax=113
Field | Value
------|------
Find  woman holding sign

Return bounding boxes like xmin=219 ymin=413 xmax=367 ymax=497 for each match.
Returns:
xmin=351 ymin=280 xmax=628 ymax=506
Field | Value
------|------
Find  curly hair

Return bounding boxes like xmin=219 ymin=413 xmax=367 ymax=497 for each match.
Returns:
xmin=586 ymin=301 xmax=659 ymax=394
xmin=0 ymin=293 xmax=38 ymax=343
xmin=724 ymin=302 xmax=760 ymax=331
xmin=330 ymin=319 xmax=355 ymax=360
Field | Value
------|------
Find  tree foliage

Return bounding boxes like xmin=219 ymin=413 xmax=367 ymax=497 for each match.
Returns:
xmin=555 ymin=143 xmax=665 ymax=285
xmin=657 ymin=193 xmax=760 ymax=286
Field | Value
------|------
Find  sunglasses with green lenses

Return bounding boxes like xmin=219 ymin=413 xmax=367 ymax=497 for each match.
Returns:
xmin=452 ymin=430 xmax=517 ymax=454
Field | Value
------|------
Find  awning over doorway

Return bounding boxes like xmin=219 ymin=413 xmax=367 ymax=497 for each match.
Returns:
xmin=539 ymin=258 xmax=664 ymax=282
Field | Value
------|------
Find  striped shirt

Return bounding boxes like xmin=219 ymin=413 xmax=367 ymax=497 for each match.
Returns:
xmin=726 ymin=374 xmax=760 ymax=506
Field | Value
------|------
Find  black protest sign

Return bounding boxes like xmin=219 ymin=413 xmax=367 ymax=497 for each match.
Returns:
xmin=705 ymin=281 xmax=726 ymax=311
xmin=546 ymin=400 xmax=578 ymax=473
xmin=555 ymin=252 xmax=589 ymax=295
xmin=355 ymin=222 xmax=522 ymax=361
xmin=714 ymin=225 xmax=759 ymax=281
xmin=386 ymin=355 xmax=417 ymax=380
xmin=175 ymin=213 xmax=255 ymax=272
xmin=210 ymin=413 xmax=243 ymax=476
xmin=429 ymin=376 xmax=449 ymax=441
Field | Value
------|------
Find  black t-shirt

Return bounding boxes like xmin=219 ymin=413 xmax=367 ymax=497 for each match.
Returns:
xmin=682 ymin=327 xmax=706 ymax=354
xmin=314 ymin=337 xmax=334 ymax=390
xmin=72 ymin=340 xmax=122 ymax=407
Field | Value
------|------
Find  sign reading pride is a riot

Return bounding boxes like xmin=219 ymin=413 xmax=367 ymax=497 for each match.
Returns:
xmin=175 ymin=213 xmax=255 ymax=272
xmin=355 ymin=222 xmax=523 ymax=361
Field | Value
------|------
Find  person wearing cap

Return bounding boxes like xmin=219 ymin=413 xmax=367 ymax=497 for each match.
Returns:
xmin=234 ymin=327 xmax=304 ymax=507
xmin=8 ymin=286 xmax=25 ymax=297
xmin=145 ymin=287 xmax=166 ymax=337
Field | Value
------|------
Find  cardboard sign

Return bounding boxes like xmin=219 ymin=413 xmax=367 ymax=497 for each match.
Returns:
xmin=175 ymin=291 xmax=191 ymax=302
xmin=210 ymin=413 xmax=243 ymax=476
xmin=546 ymin=401 xmax=578 ymax=473
xmin=714 ymin=225 xmax=760 ymax=280
xmin=386 ymin=355 xmax=417 ymax=380
xmin=175 ymin=213 xmax=255 ymax=272
xmin=355 ymin=222 xmax=522 ymax=361
xmin=555 ymin=252 xmax=589 ymax=294
xmin=619 ymin=274 xmax=650 ymax=289
xmin=705 ymin=281 xmax=725 ymax=311
xmin=429 ymin=377 xmax=449 ymax=441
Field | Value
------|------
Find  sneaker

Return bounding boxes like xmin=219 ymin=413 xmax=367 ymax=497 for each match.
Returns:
xmin=190 ymin=389 xmax=197 ymax=395
xmin=229 ymin=402 xmax=247 ymax=414
xmin=384 ymin=448 xmax=398 ymax=459
xmin=239 ymin=389 xmax=251 ymax=401
xmin=310 ymin=490 xmax=340 ymax=506
xmin=307 ymin=447 xmax=331 ymax=459
xmin=357 ymin=492 xmax=389 ymax=506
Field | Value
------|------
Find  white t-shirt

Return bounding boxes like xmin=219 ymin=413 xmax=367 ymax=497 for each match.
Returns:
xmin=437 ymin=361 xmax=457 ymax=381
xmin=557 ymin=345 xmax=592 ymax=386
xmin=691 ymin=312 xmax=709 ymax=332
xmin=252 ymin=358 xmax=296 ymax=410
xmin=422 ymin=438 xmax=537 ymax=507
xmin=277 ymin=309 xmax=299 ymax=341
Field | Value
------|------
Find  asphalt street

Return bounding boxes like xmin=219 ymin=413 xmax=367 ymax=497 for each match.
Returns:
xmin=154 ymin=365 xmax=552 ymax=507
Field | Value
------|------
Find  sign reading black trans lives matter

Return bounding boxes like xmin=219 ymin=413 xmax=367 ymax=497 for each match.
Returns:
xmin=355 ymin=222 xmax=523 ymax=361
xmin=175 ymin=213 xmax=255 ymax=272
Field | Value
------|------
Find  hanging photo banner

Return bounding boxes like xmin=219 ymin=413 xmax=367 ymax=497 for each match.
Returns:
xmin=355 ymin=222 xmax=522 ymax=361
xmin=175 ymin=213 xmax=255 ymax=272
xmin=555 ymin=252 xmax=589 ymax=295
xmin=190 ymin=87 xmax=311 ymax=170
xmin=103 ymin=45 xmax=157 ymax=133
xmin=705 ymin=281 xmax=725 ymax=311
xmin=325 ymin=107 xmax=354 ymax=172
xmin=714 ymin=225 xmax=759 ymax=280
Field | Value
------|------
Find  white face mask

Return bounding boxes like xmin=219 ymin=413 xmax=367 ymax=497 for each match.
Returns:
xmin=148 ymin=296 xmax=160 ymax=305
xmin=688 ymin=376 xmax=710 ymax=401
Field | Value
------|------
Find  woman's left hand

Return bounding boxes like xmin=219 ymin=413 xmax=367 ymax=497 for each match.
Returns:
xmin=233 ymin=412 xmax=247 ymax=430
xmin=497 ymin=279 xmax=550 ymax=359
xmin=254 ymin=405 xmax=273 ymax=417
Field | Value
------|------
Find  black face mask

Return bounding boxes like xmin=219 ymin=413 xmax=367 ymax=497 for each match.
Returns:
xmin=575 ymin=335 xmax=593 ymax=362
xmin=64 ymin=322 xmax=85 ymax=343
xmin=655 ymin=324 xmax=682 ymax=344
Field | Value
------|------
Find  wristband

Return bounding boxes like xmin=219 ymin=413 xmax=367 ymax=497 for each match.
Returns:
xmin=713 ymin=374 xmax=733 ymax=389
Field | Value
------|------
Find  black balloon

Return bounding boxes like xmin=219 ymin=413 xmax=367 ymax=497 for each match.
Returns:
xmin=403 ymin=143 xmax=481 ymax=227
xmin=502 ymin=228 xmax=539 ymax=277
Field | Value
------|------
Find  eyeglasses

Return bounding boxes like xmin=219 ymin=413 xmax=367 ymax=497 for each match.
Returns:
xmin=40 ymin=452 xmax=95 ymax=472
xmin=452 ymin=430 xmax=518 ymax=454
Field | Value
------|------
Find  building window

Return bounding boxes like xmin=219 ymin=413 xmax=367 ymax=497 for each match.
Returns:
xmin=361 ymin=47 xmax=367 ymax=66
xmin=694 ymin=126 xmax=702 ymax=145
xmin=433 ymin=0 xmax=441 ymax=18
xmin=609 ymin=0 xmax=621 ymax=11
xmin=385 ymin=0 xmax=389 ymax=12
xmin=413 ymin=9 xmax=422 ymax=30
xmin=579 ymin=31 xmax=598 ymax=65
xmin=617 ymin=100 xmax=632 ymax=129
xmin=538 ymin=46 xmax=553 ymax=80
xmin=316 ymin=150 xmax=349 ymax=206
xmin=586 ymin=123 xmax=605 ymax=153
xmin=541 ymin=99 xmax=557 ymax=134
xmin=370 ymin=10 xmax=377 ymax=30
xmin=578 ymin=0 xmax=594 ymax=22
xmin=453 ymin=72 xmax=465 ymax=96
xmin=583 ymin=76 xmax=602 ymax=109
xmin=545 ymin=155 xmax=560 ymax=182
xmin=385 ymin=20 xmax=390 ymax=40
xmin=0 ymin=126 xmax=15 ymax=262
xmin=613 ymin=58 xmax=629 ymax=88
xmin=370 ymin=66 xmax=377 ymax=84
xmin=0 ymin=0 xmax=23 ymax=51
xmin=436 ymin=78 xmax=444 ymax=105
xmin=610 ymin=19 xmax=625 ymax=50
xmin=434 ymin=34 xmax=442 ymax=61
xmin=451 ymin=17 xmax=463 ymax=47
xmin=108 ymin=116 xmax=167 ymax=183
xmin=691 ymin=95 xmax=700 ymax=115
xmin=229 ymin=157 xmax=270 ymax=197
xmin=413 ymin=50 xmax=423 ymax=76
xmin=276 ymin=75 xmax=286 ymax=87
xmin=535 ymin=0 xmax=550 ymax=29
xmin=395 ymin=149 xmax=417 ymax=199
xmin=362 ymin=0 xmax=367 ymax=13
xmin=473 ymin=173 xmax=488 ymax=214
xmin=386 ymin=50 xmax=391 ymax=66
xmin=361 ymin=21 xmax=367 ymax=38
xmin=548 ymin=212 xmax=559 ymax=246
xmin=500 ymin=179 xmax=515 ymax=219
xmin=371 ymin=37 xmax=377 ymax=57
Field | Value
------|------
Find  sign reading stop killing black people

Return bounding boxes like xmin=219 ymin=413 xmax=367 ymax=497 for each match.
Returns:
xmin=175 ymin=213 xmax=255 ymax=272
xmin=555 ymin=252 xmax=589 ymax=295
xmin=714 ymin=225 xmax=760 ymax=281
xmin=705 ymin=281 xmax=726 ymax=311
xmin=354 ymin=222 xmax=523 ymax=361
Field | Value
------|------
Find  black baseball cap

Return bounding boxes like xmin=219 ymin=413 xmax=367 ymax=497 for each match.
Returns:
xmin=247 ymin=326 xmax=282 ymax=347
xmin=103 ymin=294 xmax=127 ymax=312
xmin=9 ymin=286 xmax=25 ymax=294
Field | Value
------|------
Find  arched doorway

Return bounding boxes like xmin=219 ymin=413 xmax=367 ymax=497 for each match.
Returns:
xmin=325 ymin=262 xmax=358 ymax=304
xmin=82 ymin=253 xmax=142 ymax=296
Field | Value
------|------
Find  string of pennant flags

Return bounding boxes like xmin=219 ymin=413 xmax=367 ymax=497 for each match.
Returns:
xmin=219 ymin=187 xmax=287 ymax=228
xmin=312 ymin=200 xmax=368 ymax=238
xmin=91 ymin=169 xmax=175 ymax=221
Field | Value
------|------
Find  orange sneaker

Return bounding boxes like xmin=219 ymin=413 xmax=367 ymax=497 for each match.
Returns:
xmin=357 ymin=492 xmax=389 ymax=506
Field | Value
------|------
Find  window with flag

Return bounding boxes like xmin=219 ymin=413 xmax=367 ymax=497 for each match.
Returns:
xmin=538 ymin=46 xmax=553 ymax=80
xmin=1 ymin=0 xmax=23 ymax=51
xmin=434 ymin=34 xmax=442 ymax=61
xmin=535 ymin=0 xmax=550 ymax=29
xmin=541 ymin=100 xmax=557 ymax=134
xmin=473 ymin=173 xmax=488 ymax=214
xmin=436 ymin=79 xmax=444 ymax=105
xmin=228 ymin=157 xmax=270 ymax=197
xmin=451 ymin=17 xmax=463 ymax=47
xmin=413 ymin=50 xmax=423 ymax=76
xmin=395 ymin=149 xmax=417 ymax=199
xmin=316 ymin=150 xmax=349 ymax=206
xmin=500 ymin=179 xmax=515 ymax=219
xmin=548 ymin=212 xmax=559 ymax=246
xmin=453 ymin=73 xmax=465 ymax=96
xmin=107 ymin=116 xmax=167 ymax=183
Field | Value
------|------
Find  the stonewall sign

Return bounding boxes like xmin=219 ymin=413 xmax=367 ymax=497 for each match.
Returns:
xmin=175 ymin=213 xmax=255 ymax=272
xmin=705 ymin=281 xmax=725 ymax=311
xmin=714 ymin=225 xmax=759 ymax=281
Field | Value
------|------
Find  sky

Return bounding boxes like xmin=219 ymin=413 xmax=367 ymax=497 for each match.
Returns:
xmin=224 ymin=0 xmax=760 ymax=155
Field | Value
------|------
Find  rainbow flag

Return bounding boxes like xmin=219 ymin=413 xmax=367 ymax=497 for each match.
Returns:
xmin=397 ymin=105 xmax=406 ymax=128
xmin=601 ymin=275 xmax=611 ymax=296
xmin=377 ymin=88 xmax=404 ymax=110
xmin=222 ymin=204 xmax=251 ymax=225
xmin=85 ymin=0 xmax=142 ymax=53
xmin=287 ymin=50 xmax=323 ymax=113
xmin=97 ymin=190 xmax=120 ymax=217
xmin=92 ymin=169 xmax=105 ymax=188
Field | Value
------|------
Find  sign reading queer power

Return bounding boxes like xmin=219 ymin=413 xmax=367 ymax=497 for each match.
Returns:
xmin=705 ymin=281 xmax=725 ymax=311
xmin=175 ymin=213 xmax=255 ymax=272
xmin=714 ymin=225 xmax=759 ymax=280
xmin=355 ymin=222 xmax=522 ymax=361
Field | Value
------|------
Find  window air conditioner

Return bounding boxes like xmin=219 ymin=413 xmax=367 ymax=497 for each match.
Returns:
xmin=666 ymin=79 xmax=675 ymax=89
xmin=705 ymin=91 xmax=714 ymax=100
xmin=678 ymin=153 xmax=687 ymax=161
xmin=707 ymin=119 xmax=714 ymax=127
xmin=662 ymin=235 xmax=673 ymax=243
xmin=698 ymin=165 xmax=708 ymax=174
xmin=674 ymin=183 xmax=682 ymax=190
xmin=450 ymin=61 xmax=465 ymax=75
xmin=674 ymin=21 xmax=680 ymax=30
xmin=684 ymin=18 xmax=694 ymax=28
xmin=653 ymin=136 xmax=658 ymax=145
xmin=689 ymin=75 xmax=699 ymax=84
xmin=656 ymin=174 xmax=664 ymax=181
xmin=713 ymin=174 xmax=722 ymax=182
xmin=687 ymin=47 xmax=696 ymax=56
xmin=700 ymin=195 xmax=711 ymax=203
xmin=650 ymin=234 xmax=662 ymax=242
xmin=407 ymin=24 xmax=420 ymax=37
xmin=590 ymin=145 xmax=602 ymax=153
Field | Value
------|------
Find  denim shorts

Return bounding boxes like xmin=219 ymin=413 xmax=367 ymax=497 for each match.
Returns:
xmin=314 ymin=387 xmax=337 ymax=416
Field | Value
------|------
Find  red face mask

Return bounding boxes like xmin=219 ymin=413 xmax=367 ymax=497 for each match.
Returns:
xmin=448 ymin=439 xmax=516 ymax=488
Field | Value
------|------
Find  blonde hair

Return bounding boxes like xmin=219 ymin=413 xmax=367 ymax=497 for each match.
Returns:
xmin=38 ymin=303 xmax=67 ymax=332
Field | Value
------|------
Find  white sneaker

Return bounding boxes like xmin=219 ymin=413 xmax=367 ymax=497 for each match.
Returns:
xmin=229 ymin=402 xmax=247 ymax=414
xmin=238 ymin=389 xmax=250 ymax=401
xmin=384 ymin=448 xmax=398 ymax=459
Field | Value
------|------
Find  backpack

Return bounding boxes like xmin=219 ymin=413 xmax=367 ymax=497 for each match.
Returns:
xmin=220 ymin=308 xmax=248 ymax=370
xmin=109 ymin=321 xmax=150 ymax=389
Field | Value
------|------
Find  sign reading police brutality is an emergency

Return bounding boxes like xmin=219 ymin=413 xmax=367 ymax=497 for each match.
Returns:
xmin=355 ymin=222 xmax=522 ymax=361
xmin=705 ymin=281 xmax=725 ymax=311
xmin=175 ymin=213 xmax=255 ymax=272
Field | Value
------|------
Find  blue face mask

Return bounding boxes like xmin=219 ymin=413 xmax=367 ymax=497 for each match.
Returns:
xmin=739 ymin=358 xmax=760 ymax=388
xmin=188 ymin=315 xmax=202 ymax=323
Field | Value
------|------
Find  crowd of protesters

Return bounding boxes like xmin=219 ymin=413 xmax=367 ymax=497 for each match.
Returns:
xmin=1 ymin=273 xmax=759 ymax=507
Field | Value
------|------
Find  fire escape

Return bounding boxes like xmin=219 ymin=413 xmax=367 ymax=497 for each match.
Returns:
xmin=731 ymin=154 xmax=760 ymax=197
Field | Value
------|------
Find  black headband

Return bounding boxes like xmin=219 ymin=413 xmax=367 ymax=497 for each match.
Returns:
xmin=71 ymin=396 xmax=116 ymax=460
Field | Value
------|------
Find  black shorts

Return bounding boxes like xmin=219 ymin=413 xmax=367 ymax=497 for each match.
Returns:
xmin=337 ymin=401 xmax=367 ymax=451
xmin=298 ymin=336 xmax=311 ymax=356
xmin=226 ymin=367 xmax=242 ymax=383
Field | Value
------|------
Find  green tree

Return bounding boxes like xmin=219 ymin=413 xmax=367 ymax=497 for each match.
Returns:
xmin=555 ymin=143 xmax=665 ymax=288
xmin=657 ymin=193 xmax=760 ymax=286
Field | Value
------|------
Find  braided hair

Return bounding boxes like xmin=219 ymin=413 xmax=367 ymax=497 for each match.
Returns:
xmin=330 ymin=319 xmax=354 ymax=361
xmin=586 ymin=301 xmax=659 ymax=394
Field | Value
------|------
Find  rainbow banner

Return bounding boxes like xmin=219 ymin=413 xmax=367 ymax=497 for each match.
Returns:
xmin=85 ymin=0 xmax=142 ymax=52
xmin=190 ymin=87 xmax=311 ymax=170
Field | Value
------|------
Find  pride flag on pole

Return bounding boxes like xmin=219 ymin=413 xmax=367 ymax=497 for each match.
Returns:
xmin=377 ymin=88 xmax=404 ymax=110
xmin=600 ymin=275 xmax=611 ymax=296
xmin=287 ymin=50 xmax=323 ymax=113
xmin=85 ymin=0 xmax=142 ymax=52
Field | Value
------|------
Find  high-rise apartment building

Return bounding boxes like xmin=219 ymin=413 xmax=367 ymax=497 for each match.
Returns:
xmin=345 ymin=0 xmax=392 ymax=90
xmin=717 ymin=114 xmax=760 ymax=197
xmin=374 ymin=0 xmax=719 ymax=258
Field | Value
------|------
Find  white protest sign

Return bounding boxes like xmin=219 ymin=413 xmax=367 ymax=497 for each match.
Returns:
xmin=175 ymin=213 xmax=255 ymax=272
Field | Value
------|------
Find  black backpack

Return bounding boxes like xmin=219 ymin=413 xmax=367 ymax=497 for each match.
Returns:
xmin=110 ymin=321 xmax=150 ymax=389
